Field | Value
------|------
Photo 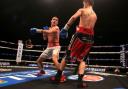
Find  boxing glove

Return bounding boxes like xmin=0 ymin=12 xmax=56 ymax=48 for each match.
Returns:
xmin=60 ymin=28 xmax=68 ymax=39
xmin=42 ymin=26 xmax=49 ymax=30
xmin=30 ymin=28 xmax=38 ymax=35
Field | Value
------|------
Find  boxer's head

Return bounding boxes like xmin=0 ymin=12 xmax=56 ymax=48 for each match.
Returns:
xmin=82 ymin=0 xmax=94 ymax=6
xmin=51 ymin=16 xmax=59 ymax=26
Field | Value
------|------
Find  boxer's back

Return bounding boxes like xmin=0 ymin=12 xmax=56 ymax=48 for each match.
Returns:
xmin=79 ymin=6 xmax=97 ymax=29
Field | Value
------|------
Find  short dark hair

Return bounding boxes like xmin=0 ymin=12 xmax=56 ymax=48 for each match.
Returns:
xmin=52 ymin=16 xmax=59 ymax=20
xmin=83 ymin=0 xmax=94 ymax=6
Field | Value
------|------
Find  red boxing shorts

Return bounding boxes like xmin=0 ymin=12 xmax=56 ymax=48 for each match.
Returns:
xmin=69 ymin=27 xmax=94 ymax=61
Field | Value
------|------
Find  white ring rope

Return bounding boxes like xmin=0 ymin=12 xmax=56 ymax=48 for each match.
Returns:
xmin=92 ymin=45 xmax=120 ymax=48
xmin=0 ymin=40 xmax=122 ymax=48
xmin=0 ymin=46 xmax=17 ymax=51
xmin=90 ymin=52 xmax=120 ymax=54
xmin=0 ymin=45 xmax=122 ymax=54
xmin=0 ymin=40 xmax=16 ymax=45
xmin=1 ymin=59 xmax=127 ymax=69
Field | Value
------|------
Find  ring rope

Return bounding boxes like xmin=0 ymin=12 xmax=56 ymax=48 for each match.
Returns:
xmin=0 ymin=59 xmax=127 ymax=69
xmin=0 ymin=46 xmax=17 ymax=51
xmin=0 ymin=58 xmax=121 ymax=62
xmin=0 ymin=40 xmax=122 ymax=48
xmin=0 ymin=46 xmax=121 ymax=54
xmin=0 ymin=40 xmax=16 ymax=45
xmin=92 ymin=45 xmax=120 ymax=48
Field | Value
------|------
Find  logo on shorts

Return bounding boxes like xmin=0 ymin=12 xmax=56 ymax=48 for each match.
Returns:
xmin=68 ymin=75 xmax=104 ymax=82
xmin=0 ymin=80 xmax=8 ymax=84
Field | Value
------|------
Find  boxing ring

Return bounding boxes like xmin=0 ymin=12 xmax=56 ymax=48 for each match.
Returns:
xmin=0 ymin=40 xmax=128 ymax=89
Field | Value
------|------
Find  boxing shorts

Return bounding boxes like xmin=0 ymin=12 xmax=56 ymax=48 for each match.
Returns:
xmin=69 ymin=27 xmax=94 ymax=61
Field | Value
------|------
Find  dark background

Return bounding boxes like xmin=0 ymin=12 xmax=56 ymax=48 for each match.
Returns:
xmin=0 ymin=0 xmax=128 ymax=46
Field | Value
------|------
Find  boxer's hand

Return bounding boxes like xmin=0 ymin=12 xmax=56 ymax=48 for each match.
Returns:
xmin=42 ymin=26 xmax=49 ymax=30
xmin=60 ymin=28 xmax=68 ymax=39
xmin=30 ymin=28 xmax=38 ymax=35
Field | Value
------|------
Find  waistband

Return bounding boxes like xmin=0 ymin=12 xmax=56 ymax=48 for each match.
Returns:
xmin=76 ymin=26 xmax=94 ymax=35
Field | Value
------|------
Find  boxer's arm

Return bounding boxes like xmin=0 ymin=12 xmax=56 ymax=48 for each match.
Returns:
xmin=42 ymin=26 xmax=59 ymax=33
xmin=30 ymin=26 xmax=49 ymax=34
xmin=36 ymin=29 xmax=43 ymax=33
xmin=64 ymin=9 xmax=82 ymax=30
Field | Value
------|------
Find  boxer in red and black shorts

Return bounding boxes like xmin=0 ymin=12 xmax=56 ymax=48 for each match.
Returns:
xmin=53 ymin=0 xmax=97 ymax=88
xmin=69 ymin=26 xmax=94 ymax=62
